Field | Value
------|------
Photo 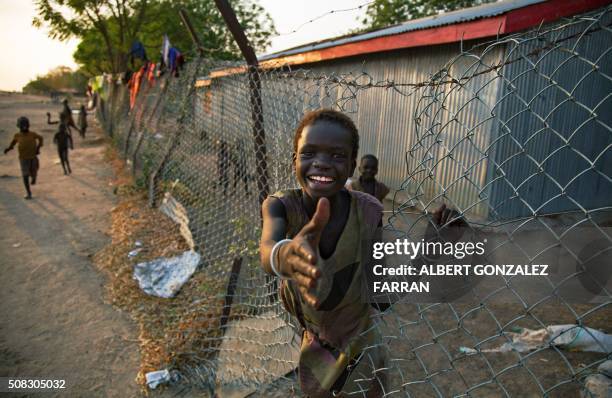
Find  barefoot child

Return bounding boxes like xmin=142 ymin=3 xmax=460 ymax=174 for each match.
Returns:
xmin=4 ymin=117 xmax=43 ymax=199
xmin=348 ymin=154 xmax=389 ymax=203
xmin=53 ymin=123 xmax=73 ymax=175
xmin=47 ymin=99 xmax=81 ymax=137
xmin=260 ymin=109 xmax=381 ymax=397
xmin=260 ymin=109 xmax=465 ymax=397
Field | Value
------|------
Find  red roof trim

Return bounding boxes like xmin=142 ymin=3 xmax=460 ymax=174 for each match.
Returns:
xmin=261 ymin=0 xmax=611 ymax=69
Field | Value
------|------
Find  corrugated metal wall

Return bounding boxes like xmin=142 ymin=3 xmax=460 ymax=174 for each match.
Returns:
xmin=489 ymin=14 xmax=612 ymax=218
xmin=193 ymin=18 xmax=611 ymax=220
xmin=294 ymin=43 xmax=500 ymax=211
xmin=292 ymin=42 xmax=503 ymax=217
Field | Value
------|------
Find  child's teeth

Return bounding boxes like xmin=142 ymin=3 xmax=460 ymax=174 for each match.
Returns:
xmin=311 ymin=176 xmax=332 ymax=182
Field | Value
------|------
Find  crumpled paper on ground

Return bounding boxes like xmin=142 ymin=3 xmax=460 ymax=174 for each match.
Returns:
xmin=460 ymin=324 xmax=612 ymax=354
xmin=582 ymin=360 xmax=612 ymax=398
xmin=133 ymin=250 xmax=200 ymax=298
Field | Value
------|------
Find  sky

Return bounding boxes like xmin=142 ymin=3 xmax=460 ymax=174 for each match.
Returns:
xmin=0 ymin=0 xmax=368 ymax=92
xmin=0 ymin=0 xmax=79 ymax=91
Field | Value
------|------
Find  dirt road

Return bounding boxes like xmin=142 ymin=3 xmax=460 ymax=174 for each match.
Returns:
xmin=0 ymin=93 xmax=143 ymax=397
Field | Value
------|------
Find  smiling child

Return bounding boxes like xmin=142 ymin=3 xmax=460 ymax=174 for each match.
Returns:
xmin=348 ymin=154 xmax=390 ymax=203
xmin=260 ymin=109 xmax=387 ymax=397
xmin=260 ymin=109 xmax=464 ymax=397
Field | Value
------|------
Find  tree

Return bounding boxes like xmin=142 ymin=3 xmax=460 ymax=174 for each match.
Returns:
xmin=33 ymin=0 xmax=150 ymax=74
xmin=33 ymin=0 xmax=276 ymax=76
xmin=23 ymin=66 xmax=87 ymax=94
xmin=361 ymin=0 xmax=497 ymax=30
xmin=140 ymin=0 xmax=276 ymax=61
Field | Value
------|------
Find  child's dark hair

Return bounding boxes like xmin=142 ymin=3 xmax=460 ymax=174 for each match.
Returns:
xmin=361 ymin=154 xmax=378 ymax=165
xmin=294 ymin=109 xmax=359 ymax=159
xmin=16 ymin=116 xmax=29 ymax=129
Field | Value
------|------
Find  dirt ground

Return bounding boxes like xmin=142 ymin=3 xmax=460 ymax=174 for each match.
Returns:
xmin=0 ymin=93 xmax=145 ymax=397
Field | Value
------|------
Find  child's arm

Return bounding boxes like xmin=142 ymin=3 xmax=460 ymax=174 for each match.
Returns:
xmin=260 ymin=197 xmax=329 ymax=308
xmin=379 ymin=182 xmax=390 ymax=201
xmin=46 ymin=112 xmax=59 ymax=125
xmin=35 ymin=133 xmax=44 ymax=152
xmin=3 ymin=137 xmax=17 ymax=154
xmin=68 ymin=134 xmax=74 ymax=150
xmin=423 ymin=204 xmax=467 ymax=247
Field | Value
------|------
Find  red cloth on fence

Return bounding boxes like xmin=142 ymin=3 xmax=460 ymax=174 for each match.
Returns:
xmin=146 ymin=62 xmax=156 ymax=86
xmin=128 ymin=66 xmax=147 ymax=109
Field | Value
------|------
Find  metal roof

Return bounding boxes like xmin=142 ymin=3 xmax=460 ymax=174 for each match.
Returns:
xmin=259 ymin=0 xmax=546 ymax=61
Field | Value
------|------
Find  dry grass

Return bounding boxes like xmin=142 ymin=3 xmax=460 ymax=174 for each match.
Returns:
xmin=94 ymin=145 xmax=226 ymax=391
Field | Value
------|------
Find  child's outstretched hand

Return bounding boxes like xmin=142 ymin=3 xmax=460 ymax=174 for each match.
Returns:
xmin=425 ymin=204 xmax=467 ymax=245
xmin=278 ymin=198 xmax=330 ymax=308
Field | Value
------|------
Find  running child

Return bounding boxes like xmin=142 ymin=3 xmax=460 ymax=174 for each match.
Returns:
xmin=47 ymin=99 xmax=81 ymax=136
xmin=53 ymin=123 xmax=73 ymax=175
xmin=347 ymin=154 xmax=389 ymax=203
xmin=260 ymin=109 xmax=464 ymax=397
xmin=4 ymin=116 xmax=43 ymax=199
xmin=78 ymin=104 xmax=88 ymax=138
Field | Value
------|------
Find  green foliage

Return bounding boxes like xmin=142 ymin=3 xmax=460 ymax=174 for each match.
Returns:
xmin=22 ymin=66 xmax=87 ymax=94
xmin=361 ymin=0 xmax=496 ymax=30
xmin=228 ymin=216 xmax=261 ymax=265
xmin=34 ymin=0 xmax=277 ymax=75
xmin=33 ymin=0 xmax=150 ymax=73
xmin=140 ymin=0 xmax=276 ymax=61
xmin=135 ymin=149 xmax=155 ymax=189
xmin=73 ymin=27 xmax=116 ymax=76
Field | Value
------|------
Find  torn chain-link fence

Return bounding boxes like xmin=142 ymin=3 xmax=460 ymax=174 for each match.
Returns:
xmin=95 ymin=5 xmax=611 ymax=397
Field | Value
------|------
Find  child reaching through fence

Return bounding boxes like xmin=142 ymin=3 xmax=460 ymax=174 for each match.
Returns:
xmin=260 ymin=109 xmax=464 ymax=397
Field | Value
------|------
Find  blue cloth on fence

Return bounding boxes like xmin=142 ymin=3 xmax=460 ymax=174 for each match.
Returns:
xmin=129 ymin=41 xmax=148 ymax=61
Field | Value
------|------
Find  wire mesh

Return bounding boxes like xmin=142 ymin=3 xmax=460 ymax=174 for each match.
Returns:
xmin=95 ymin=6 xmax=611 ymax=397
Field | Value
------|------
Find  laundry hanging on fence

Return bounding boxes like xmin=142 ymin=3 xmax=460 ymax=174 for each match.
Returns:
xmin=168 ymin=47 xmax=184 ymax=76
xmin=128 ymin=65 xmax=147 ymax=109
xmin=161 ymin=34 xmax=171 ymax=67
xmin=146 ymin=62 xmax=156 ymax=85
xmin=128 ymin=40 xmax=148 ymax=68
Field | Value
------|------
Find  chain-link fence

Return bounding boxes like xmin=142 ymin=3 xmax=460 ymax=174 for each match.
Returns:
xmin=95 ymin=5 xmax=611 ymax=397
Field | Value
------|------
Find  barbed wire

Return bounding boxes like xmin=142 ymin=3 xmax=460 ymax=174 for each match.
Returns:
xmin=271 ymin=1 xmax=374 ymax=38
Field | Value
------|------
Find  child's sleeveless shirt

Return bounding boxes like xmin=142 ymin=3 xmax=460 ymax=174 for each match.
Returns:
xmin=270 ymin=189 xmax=383 ymax=397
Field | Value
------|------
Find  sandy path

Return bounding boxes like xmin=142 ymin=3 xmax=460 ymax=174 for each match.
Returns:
xmin=0 ymin=93 xmax=143 ymax=397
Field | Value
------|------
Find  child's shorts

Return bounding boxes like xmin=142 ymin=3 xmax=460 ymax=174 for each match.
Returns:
xmin=19 ymin=157 xmax=39 ymax=177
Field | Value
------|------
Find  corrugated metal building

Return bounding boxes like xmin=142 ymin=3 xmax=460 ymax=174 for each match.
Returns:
xmin=196 ymin=0 xmax=612 ymax=219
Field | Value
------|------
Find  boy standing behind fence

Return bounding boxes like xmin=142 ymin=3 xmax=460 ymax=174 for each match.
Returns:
xmin=4 ymin=117 xmax=43 ymax=199
xmin=347 ymin=154 xmax=389 ymax=203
